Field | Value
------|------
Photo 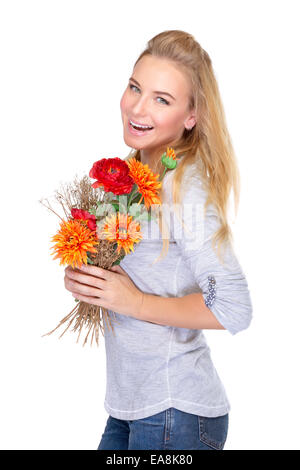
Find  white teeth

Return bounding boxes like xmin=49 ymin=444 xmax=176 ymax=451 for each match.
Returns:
xmin=130 ymin=120 xmax=153 ymax=129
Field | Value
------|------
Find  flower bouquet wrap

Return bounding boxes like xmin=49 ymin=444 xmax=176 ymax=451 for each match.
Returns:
xmin=40 ymin=147 xmax=177 ymax=346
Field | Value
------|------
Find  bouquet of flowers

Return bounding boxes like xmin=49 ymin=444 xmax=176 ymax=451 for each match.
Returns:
xmin=40 ymin=147 xmax=178 ymax=346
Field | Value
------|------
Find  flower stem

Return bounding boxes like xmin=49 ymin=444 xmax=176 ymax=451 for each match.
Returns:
xmin=159 ymin=167 xmax=168 ymax=182
xmin=128 ymin=185 xmax=140 ymax=207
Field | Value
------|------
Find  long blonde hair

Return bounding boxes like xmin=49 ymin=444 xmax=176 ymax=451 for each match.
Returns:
xmin=124 ymin=30 xmax=241 ymax=265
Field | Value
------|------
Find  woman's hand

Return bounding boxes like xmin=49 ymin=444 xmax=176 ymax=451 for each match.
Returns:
xmin=64 ymin=264 xmax=144 ymax=318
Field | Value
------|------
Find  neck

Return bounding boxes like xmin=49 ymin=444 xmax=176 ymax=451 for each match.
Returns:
xmin=140 ymin=146 xmax=168 ymax=174
xmin=140 ymin=149 xmax=160 ymax=173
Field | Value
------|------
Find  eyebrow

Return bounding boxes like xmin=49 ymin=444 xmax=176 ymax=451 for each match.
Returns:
xmin=129 ymin=77 xmax=176 ymax=101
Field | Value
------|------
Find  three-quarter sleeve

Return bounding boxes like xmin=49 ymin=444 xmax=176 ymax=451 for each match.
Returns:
xmin=164 ymin=170 xmax=253 ymax=335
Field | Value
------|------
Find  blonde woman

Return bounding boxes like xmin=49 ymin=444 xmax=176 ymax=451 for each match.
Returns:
xmin=64 ymin=30 xmax=253 ymax=450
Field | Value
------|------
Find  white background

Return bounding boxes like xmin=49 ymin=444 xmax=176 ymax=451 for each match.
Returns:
xmin=0 ymin=0 xmax=299 ymax=450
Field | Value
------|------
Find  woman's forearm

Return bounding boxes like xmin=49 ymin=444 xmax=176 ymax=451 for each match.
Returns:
xmin=136 ymin=292 xmax=225 ymax=330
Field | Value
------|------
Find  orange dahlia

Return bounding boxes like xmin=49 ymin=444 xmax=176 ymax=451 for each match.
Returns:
xmin=99 ymin=212 xmax=142 ymax=255
xmin=50 ymin=219 xmax=99 ymax=268
xmin=126 ymin=158 xmax=162 ymax=210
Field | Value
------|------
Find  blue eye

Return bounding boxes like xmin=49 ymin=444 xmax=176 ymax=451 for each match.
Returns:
xmin=157 ymin=97 xmax=169 ymax=105
xmin=129 ymin=83 xmax=170 ymax=105
xmin=129 ymin=84 xmax=139 ymax=92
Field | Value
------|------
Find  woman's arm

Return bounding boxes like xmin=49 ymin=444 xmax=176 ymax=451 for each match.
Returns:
xmin=137 ymin=292 xmax=225 ymax=330
xmin=155 ymin=169 xmax=253 ymax=335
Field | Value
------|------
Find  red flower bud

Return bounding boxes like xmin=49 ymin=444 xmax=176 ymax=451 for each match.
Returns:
xmin=71 ymin=208 xmax=97 ymax=232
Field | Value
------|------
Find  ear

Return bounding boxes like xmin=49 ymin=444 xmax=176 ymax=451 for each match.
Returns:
xmin=184 ymin=112 xmax=197 ymax=130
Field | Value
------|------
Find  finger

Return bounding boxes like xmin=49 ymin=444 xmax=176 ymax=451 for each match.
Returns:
xmin=65 ymin=265 xmax=82 ymax=276
xmin=66 ymin=279 xmax=104 ymax=298
xmin=64 ymin=265 xmax=74 ymax=274
xmin=72 ymin=292 xmax=108 ymax=308
xmin=66 ymin=270 xmax=106 ymax=289
xmin=110 ymin=265 xmax=125 ymax=274
xmin=110 ymin=265 xmax=119 ymax=272
xmin=79 ymin=264 xmax=111 ymax=280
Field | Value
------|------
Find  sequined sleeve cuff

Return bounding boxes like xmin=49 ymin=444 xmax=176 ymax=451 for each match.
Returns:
xmin=204 ymin=276 xmax=216 ymax=308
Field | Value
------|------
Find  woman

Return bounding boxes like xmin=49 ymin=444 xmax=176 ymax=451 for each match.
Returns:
xmin=64 ymin=30 xmax=253 ymax=450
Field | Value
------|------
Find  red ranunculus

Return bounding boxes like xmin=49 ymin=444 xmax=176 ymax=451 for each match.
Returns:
xmin=71 ymin=208 xmax=97 ymax=232
xmin=89 ymin=157 xmax=134 ymax=195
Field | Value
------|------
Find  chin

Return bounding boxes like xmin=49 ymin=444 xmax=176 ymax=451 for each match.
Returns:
xmin=123 ymin=134 xmax=138 ymax=149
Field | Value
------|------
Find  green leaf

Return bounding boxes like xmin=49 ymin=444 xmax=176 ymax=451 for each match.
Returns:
xmin=112 ymin=254 xmax=126 ymax=266
xmin=129 ymin=203 xmax=142 ymax=216
xmin=134 ymin=211 xmax=151 ymax=222
xmin=86 ymin=254 xmax=95 ymax=264
xmin=88 ymin=207 xmax=97 ymax=216
xmin=105 ymin=191 xmax=117 ymax=200
xmin=129 ymin=183 xmax=138 ymax=195
xmin=96 ymin=202 xmax=116 ymax=217
xmin=131 ymin=193 xmax=142 ymax=204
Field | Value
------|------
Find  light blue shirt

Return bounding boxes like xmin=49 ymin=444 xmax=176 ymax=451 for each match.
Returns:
xmin=103 ymin=160 xmax=253 ymax=420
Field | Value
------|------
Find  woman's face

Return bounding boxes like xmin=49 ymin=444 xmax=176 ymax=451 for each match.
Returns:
xmin=120 ymin=55 xmax=196 ymax=155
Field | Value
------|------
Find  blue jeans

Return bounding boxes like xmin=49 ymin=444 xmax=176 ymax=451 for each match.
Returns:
xmin=97 ymin=408 xmax=229 ymax=450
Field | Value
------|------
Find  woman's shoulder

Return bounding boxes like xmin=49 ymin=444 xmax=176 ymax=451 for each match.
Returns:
xmin=161 ymin=158 xmax=207 ymax=205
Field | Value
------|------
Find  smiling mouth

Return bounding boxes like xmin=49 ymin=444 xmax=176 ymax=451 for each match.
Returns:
xmin=128 ymin=120 xmax=154 ymax=134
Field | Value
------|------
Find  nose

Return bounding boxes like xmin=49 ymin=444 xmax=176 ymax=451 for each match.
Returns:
xmin=131 ymin=94 xmax=149 ymax=116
